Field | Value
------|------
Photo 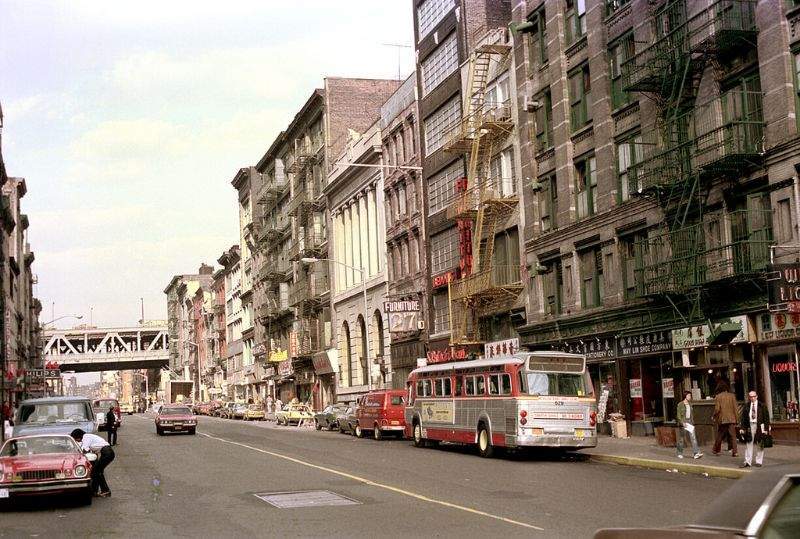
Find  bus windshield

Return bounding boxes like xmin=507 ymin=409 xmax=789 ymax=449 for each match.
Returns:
xmin=524 ymin=372 xmax=589 ymax=397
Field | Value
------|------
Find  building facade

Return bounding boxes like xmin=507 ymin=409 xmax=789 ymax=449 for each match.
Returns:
xmin=217 ymin=246 xmax=242 ymax=401
xmin=380 ymin=73 xmax=429 ymax=388
xmin=327 ymin=123 xmax=391 ymax=404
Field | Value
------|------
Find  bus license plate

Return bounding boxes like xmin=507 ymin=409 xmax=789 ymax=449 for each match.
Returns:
xmin=0 ymin=489 xmax=9 ymax=498
xmin=575 ymin=429 xmax=585 ymax=439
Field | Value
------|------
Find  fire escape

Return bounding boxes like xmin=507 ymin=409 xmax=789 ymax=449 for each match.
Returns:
xmin=621 ymin=0 xmax=769 ymax=327
xmin=444 ymin=32 xmax=521 ymax=345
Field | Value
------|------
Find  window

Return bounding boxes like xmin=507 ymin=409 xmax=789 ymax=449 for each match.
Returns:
xmin=565 ymin=0 xmax=587 ymax=46
xmin=620 ymin=231 xmax=647 ymax=300
xmin=580 ymin=247 xmax=604 ymax=308
xmin=465 ymin=375 xmax=486 ymax=396
xmin=489 ymin=147 xmax=515 ymax=196
xmin=534 ymin=89 xmax=553 ymax=150
xmin=416 ymin=378 xmax=433 ymax=397
xmin=527 ymin=7 xmax=547 ymax=68
xmin=424 ymin=97 xmax=461 ymax=155
xmin=421 ymin=32 xmax=459 ymax=96
xmin=417 ymin=0 xmax=454 ymax=40
xmin=541 ymin=258 xmax=563 ymax=315
xmin=609 ymin=32 xmax=635 ymax=110
xmin=432 ymin=291 xmax=451 ymax=334
xmin=569 ymin=63 xmax=592 ymax=131
xmin=435 ymin=377 xmax=452 ymax=397
xmin=616 ymin=132 xmax=642 ymax=203
xmin=398 ymin=185 xmax=407 ymax=216
xmin=485 ymin=73 xmax=511 ymax=109
xmin=430 ymin=226 xmax=460 ymax=274
xmin=538 ymin=173 xmax=557 ymax=232
xmin=606 ymin=0 xmax=631 ymax=16
xmin=428 ymin=160 xmax=465 ymax=214
xmin=492 ymin=228 xmax=521 ymax=285
xmin=488 ymin=374 xmax=512 ymax=395
xmin=575 ymin=155 xmax=597 ymax=219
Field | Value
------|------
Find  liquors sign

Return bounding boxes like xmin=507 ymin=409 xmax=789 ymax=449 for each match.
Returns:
xmin=768 ymin=263 xmax=800 ymax=311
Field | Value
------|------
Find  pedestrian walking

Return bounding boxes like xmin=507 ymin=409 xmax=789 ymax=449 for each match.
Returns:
xmin=739 ymin=391 xmax=771 ymax=468
xmin=676 ymin=391 xmax=703 ymax=459
xmin=711 ymin=382 xmax=738 ymax=457
xmin=106 ymin=406 xmax=118 ymax=446
xmin=274 ymin=398 xmax=283 ymax=419
xmin=70 ymin=428 xmax=115 ymax=497
xmin=266 ymin=395 xmax=274 ymax=414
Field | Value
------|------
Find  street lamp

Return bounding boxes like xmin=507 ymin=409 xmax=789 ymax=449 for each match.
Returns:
xmin=41 ymin=314 xmax=83 ymax=328
xmin=301 ymin=257 xmax=372 ymax=391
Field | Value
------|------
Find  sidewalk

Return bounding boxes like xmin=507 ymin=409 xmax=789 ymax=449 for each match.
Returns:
xmin=583 ymin=435 xmax=800 ymax=479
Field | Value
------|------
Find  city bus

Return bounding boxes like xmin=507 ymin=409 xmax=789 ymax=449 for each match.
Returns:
xmin=405 ymin=352 xmax=597 ymax=457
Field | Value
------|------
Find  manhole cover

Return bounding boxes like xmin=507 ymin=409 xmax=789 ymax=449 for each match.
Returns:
xmin=254 ymin=490 xmax=361 ymax=509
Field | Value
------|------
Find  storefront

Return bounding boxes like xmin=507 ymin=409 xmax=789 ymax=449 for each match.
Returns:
xmin=312 ymin=350 xmax=337 ymax=410
xmin=293 ymin=357 xmax=315 ymax=406
xmin=756 ymin=312 xmax=800 ymax=445
xmin=275 ymin=357 xmax=294 ymax=403
xmin=562 ymin=336 xmax=619 ymax=434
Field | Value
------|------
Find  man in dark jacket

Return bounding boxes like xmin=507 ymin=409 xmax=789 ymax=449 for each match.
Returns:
xmin=739 ymin=390 xmax=770 ymax=468
xmin=712 ymin=382 xmax=738 ymax=457
xmin=105 ymin=406 xmax=118 ymax=446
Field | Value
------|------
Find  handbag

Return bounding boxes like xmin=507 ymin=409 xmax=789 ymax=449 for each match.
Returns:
xmin=759 ymin=433 xmax=773 ymax=449
xmin=737 ymin=429 xmax=752 ymax=444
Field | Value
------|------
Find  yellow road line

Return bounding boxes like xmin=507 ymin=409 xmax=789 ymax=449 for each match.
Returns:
xmin=198 ymin=431 xmax=544 ymax=532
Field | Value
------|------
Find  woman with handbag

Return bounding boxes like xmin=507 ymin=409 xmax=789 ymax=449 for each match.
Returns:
xmin=739 ymin=391 xmax=772 ymax=468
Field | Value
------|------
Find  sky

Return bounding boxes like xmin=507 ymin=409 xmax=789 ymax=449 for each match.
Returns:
xmin=0 ymin=0 xmax=415 ymax=330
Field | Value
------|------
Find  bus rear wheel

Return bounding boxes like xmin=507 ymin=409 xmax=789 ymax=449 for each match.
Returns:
xmin=413 ymin=422 xmax=424 ymax=447
xmin=478 ymin=426 xmax=494 ymax=458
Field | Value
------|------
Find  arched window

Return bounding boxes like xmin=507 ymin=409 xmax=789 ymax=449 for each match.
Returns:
xmin=372 ymin=310 xmax=385 ymax=359
xmin=339 ymin=322 xmax=351 ymax=387
xmin=357 ymin=315 xmax=368 ymax=386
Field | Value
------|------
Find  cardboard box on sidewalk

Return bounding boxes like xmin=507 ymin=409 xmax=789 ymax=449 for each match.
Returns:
xmin=609 ymin=415 xmax=628 ymax=438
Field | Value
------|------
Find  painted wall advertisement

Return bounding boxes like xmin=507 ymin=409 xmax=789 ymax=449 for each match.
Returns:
xmin=629 ymin=378 xmax=642 ymax=398
xmin=421 ymin=401 xmax=454 ymax=424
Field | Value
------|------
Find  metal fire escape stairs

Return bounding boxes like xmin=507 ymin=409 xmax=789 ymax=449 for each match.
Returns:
xmin=445 ymin=37 xmax=518 ymax=346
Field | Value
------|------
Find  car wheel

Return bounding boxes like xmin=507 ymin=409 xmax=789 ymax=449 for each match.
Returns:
xmin=80 ymin=487 xmax=93 ymax=506
xmin=339 ymin=424 xmax=345 ymax=433
xmin=157 ymin=427 xmax=164 ymax=436
xmin=478 ymin=426 xmax=494 ymax=458
xmin=315 ymin=420 xmax=322 ymax=431
xmin=189 ymin=428 xmax=196 ymax=435
xmin=355 ymin=424 xmax=363 ymax=438
xmin=329 ymin=423 xmax=336 ymax=431
xmin=373 ymin=426 xmax=383 ymax=441
xmin=413 ymin=422 xmax=424 ymax=448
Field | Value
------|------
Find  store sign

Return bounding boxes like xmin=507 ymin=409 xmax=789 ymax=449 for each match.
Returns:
xmin=26 ymin=369 xmax=61 ymax=379
xmin=772 ymin=361 xmax=798 ymax=373
xmin=617 ymin=331 xmax=672 ymax=357
xmin=269 ymin=349 xmax=288 ymax=363
xmin=630 ymin=378 xmax=643 ymax=398
xmin=253 ymin=343 xmax=266 ymax=357
xmin=277 ymin=359 xmax=293 ymax=377
xmin=264 ymin=367 xmax=276 ymax=377
xmin=564 ymin=337 xmax=616 ymax=360
xmin=662 ymin=378 xmax=675 ymax=399
xmin=426 ymin=346 xmax=468 ymax=364
xmin=672 ymin=316 xmax=751 ymax=349
xmin=312 ymin=352 xmax=334 ymax=375
xmin=757 ymin=313 xmax=800 ymax=343
xmin=484 ymin=338 xmax=519 ymax=359
xmin=431 ymin=270 xmax=457 ymax=289
xmin=768 ymin=263 xmax=800 ymax=308
xmin=385 ymin=300 xmax=421 ymax=333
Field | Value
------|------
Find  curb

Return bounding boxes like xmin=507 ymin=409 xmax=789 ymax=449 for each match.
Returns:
xmin=587 ymin=453 xmax=747 ymax=479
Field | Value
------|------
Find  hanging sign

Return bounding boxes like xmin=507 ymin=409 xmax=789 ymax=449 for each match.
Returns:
xmin=385 ymin=300 xmax=421 ymax=333
xmin=672 ymin=315 xmax=751 ymax=349
xmin=268 ymin=349 xmax=288 ymax=363
xmin=768 ymin=263 xmax=800 ymax=310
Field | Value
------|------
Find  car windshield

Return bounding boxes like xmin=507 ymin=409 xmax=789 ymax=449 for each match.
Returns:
xmin=248 ymin=405 xmax=261 ymax=410
xmin=161 ymin=407 xmax=192 ymax=415
xmin=93 ymin=400 xmax=117 ymax=409
xmin=19 ymin=402 xmax=91 ymax=424
xmin=1 ymin=436 xmax=80 ymax=457
xmin=524 ymin=372 xmax=589 ymax=397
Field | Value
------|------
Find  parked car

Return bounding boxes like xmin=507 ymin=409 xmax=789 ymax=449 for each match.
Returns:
xmin=594 ymin=464 xmax=800 ymax=538
xmin=355 ymin=389 xmax=406 ymax=440
xmin=155 ymin=405 xmax=197 ymax=435
xmin=120 ymin=402 xmax=135 ymax=415
xmin=315 ymin=403 xmax=348 ymax=431
xmin=12 ymin=397 xmax=99 ymax=437
xmin=0 ymin=434 xmax=95 ymax=506
xmin=243 ymin=404 xmax=265 ymax=421
xmin=275 ymin=403 xmax=314 ymax=426
xmin=232 ymin=404 xmax=248 ymax=420
xmin=218 ymin=402 xmax=238 ymax=419
xmin=337 ymin=403 xmax=358 ymax=435
xmin=92 ymin=398 xmax=121 ymax=431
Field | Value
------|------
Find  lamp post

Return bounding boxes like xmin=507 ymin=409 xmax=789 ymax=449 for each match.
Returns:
xmin=41 ymin=314 xmax=83 ymax=328
xmin=301 ymin=257 xmax=372 ymax=391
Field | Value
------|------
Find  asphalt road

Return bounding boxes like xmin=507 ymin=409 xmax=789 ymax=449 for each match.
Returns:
xmin=0 ymin=413 xmax=730 ymax=538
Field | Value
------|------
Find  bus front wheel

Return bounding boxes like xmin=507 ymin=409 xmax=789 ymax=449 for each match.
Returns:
xmin=478 ymin=426 xmax=494 ymax=458
xmin=413 ymin=422 xmax=424 ymax=447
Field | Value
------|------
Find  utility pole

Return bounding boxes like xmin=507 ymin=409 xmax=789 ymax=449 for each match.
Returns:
xmin=381 ymin=43 xmax=412 ymax=81
xmin=140 ymin=297 xmax=145 ymax=323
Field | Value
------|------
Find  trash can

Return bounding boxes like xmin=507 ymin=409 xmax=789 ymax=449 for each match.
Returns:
xmin=655 ymin=424 xmax=678 ymax=447
xmin=610 ymin=419 xmax=628 ymax=438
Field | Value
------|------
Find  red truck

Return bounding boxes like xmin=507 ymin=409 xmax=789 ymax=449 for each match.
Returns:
xmin=355 ymin=390 xmax=406 ymax=440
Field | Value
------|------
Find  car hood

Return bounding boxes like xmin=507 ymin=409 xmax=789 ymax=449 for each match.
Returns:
xmin=12 ymin=422 xmax=96 ymax=437
xmin=0 ymin=454 xmax=86 ymax=475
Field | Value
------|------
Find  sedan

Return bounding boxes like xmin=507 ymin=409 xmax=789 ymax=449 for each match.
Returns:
xmin=594 ymin=464 xmax=800 ymax=538
xmin=275 ymin=404 xmax=314 ymax=426
xmin=232 ymin=404 xmax=248 ymax=420
xmin=315 ymin=403 xmax=348 ymax=431
xmin=337 ymin=404 xmax=358 ymax=435
xmin=0 ymin=434 xmax=94 ymax=506
xmin=155 ymin=405 xmax=197 ymax=435
xmin=243 ymin=404 xmax=265 ymax=421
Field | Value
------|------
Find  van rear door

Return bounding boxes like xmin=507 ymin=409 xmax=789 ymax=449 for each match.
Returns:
xmin=384 ymin=392 xmax=405 ymax=427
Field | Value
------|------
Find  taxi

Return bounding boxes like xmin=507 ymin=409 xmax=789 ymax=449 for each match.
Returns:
xmin=243 ymin=404 xmax=265 ymax=421
xmin=275 ymin=403 xmax=314 ymax=426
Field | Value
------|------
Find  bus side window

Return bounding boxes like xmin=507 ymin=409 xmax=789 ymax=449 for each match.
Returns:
xmin=488 ymin=374 xmax=499 ymax=395
xmin=416 ymin=380 xmax=423 ymax=397
xmin=434 ymin=378 xmax=442 ymax=397
xmin=476 ymin=375 xmax=485 ymax=395
xmin=500 ymin=374 xmax=512 ymax=395
xmin=465 ymin=376 xmax=475 ymax=396
xmin=455 ymin=376 xmax=463 ymax=396
xmin=443 ymin=377 xmax=452 ymax=397
xmin=423 ymin=379 xmax=432 ymax=397
xmin=518 ymin=370 xmax=526 ymax=394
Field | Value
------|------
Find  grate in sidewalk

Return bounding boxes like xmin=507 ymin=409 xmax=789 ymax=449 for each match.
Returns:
xmin=254 ymin=490 xmax=361 ymax=509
